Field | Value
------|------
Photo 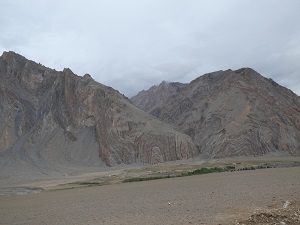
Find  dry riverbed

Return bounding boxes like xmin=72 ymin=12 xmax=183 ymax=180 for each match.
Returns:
xmin=0 ymin=157 xmax=299 ymax=224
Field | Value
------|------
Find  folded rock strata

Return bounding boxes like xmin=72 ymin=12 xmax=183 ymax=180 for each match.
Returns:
xmin=0 ymin=51 xmax=196 ymax=177
xmin=132 ymin=68 xmax=300 ymax=157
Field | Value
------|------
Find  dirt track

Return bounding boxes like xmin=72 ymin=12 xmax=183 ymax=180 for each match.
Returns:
xmin=0 ymin=167 xmax=299 ymax=225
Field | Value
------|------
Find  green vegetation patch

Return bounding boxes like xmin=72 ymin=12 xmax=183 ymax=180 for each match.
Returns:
xmin=185 ymin=167 xmax=226 ymax=175
xmin=123 ymin=164 xmax=273 ymax=183
xmin=123 ymin=166 xmax=227 ymax=183
xmin=123 ymin=176 xmax=170 ymax=183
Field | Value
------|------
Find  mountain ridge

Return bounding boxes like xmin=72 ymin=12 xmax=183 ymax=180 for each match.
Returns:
xmin=131 ymin=67 xmax=300 ymax=157
xmin=0 ymin=51 xmax=197 ymax=179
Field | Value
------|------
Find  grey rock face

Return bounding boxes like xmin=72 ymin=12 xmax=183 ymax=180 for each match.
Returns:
xmin=131 ymin=81 xmax=186 ymax=113
xmin=0 ymin=51 xmax=196 ymax=177
xmin=132 ymin=68 xmax=300 ymax=157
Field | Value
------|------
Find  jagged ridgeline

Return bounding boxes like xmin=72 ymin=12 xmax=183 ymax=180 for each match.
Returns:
xmin=132 ymin=69 xmax=300 ymax=157
xmin=0 ymin=51 xmax=196 ymax=176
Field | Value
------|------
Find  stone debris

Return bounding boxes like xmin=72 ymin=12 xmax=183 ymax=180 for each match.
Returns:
xmin=235 ymin=201 xmax=300 ymax=225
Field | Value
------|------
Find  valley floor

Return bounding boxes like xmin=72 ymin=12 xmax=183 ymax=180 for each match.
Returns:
xmin=0 ymin=166 xmax=299 ymax=225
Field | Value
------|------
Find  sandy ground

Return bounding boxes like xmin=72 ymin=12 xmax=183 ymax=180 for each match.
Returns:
xmin=0 ymin=167 xmax=299 ymax=225
xmin=1 ymin=155 xmax=299 ymax=194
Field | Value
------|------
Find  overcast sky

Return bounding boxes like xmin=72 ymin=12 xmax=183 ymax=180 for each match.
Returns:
xmin=0 ymin=0 xmax=299 ymax=96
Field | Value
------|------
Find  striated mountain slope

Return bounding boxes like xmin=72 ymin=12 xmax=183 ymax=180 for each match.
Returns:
xmin=0 ymin=51 xmax=196 ymax=178
xmin=132 ymin=68 xmax=300 ymax=157
xmin=131 ymin=81 xmax=186 ymax=113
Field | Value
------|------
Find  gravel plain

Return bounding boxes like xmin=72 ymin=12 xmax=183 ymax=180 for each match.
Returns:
xmin=0 ymin=167 xmax=299 ymax=225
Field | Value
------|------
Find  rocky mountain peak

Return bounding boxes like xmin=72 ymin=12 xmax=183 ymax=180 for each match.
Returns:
xmin=1 ymin=51 xmax=26 ymax=62
xmin=0 ymin=52 xmax=197 ymax=178
xmin=159 ymin=80 xmax=168 ymax=86
xmin=131 ymin=68 xmax=300 ymax=158
xmin=83 ymin=73 xmax=93 ymax=80
xmin=234 ymin=67 xmax=256 ymax=74
xmin=131 ymin=80 xmax=186 ymax=113
xmin=63 ymin=68 xmax=73 ymax=74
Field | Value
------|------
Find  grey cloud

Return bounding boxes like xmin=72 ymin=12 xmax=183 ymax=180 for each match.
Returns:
xmin=0 ymin=0 xmax=299 ymax=96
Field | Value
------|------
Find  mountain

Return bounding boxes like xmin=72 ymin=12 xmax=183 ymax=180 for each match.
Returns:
xmin=0 ymin=51 xmax=196 ymax=178
xmin=131 ymin=81 xmax=186 ymax=113
xmin=131 ymin=68 xmax=300 ymax=157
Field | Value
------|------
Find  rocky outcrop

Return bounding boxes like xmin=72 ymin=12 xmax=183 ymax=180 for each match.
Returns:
xmin=0 ymin=51 xmax=196 ymax=177
xmin=132 ymin=68 xmax=300 ymax=157
xmin=131 ymin=81 xmax=186 ymax=113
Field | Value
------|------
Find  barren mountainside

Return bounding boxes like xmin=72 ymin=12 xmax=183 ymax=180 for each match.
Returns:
xmin=131 ymin=81 xmax=186 ymax=112
xmin=0 ymin=51 xmax=196 ymax=178
xmin=132 ymin=68 xmax=300 ymax=157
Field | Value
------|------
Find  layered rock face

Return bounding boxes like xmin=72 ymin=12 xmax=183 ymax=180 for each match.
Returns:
xmin=132 ymin=68 xmax=300 ymax=157
xmin=0 ymin=52 xmax=196 ymax=176
xmin=131 ymin=81 xmax=186 ymax=113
